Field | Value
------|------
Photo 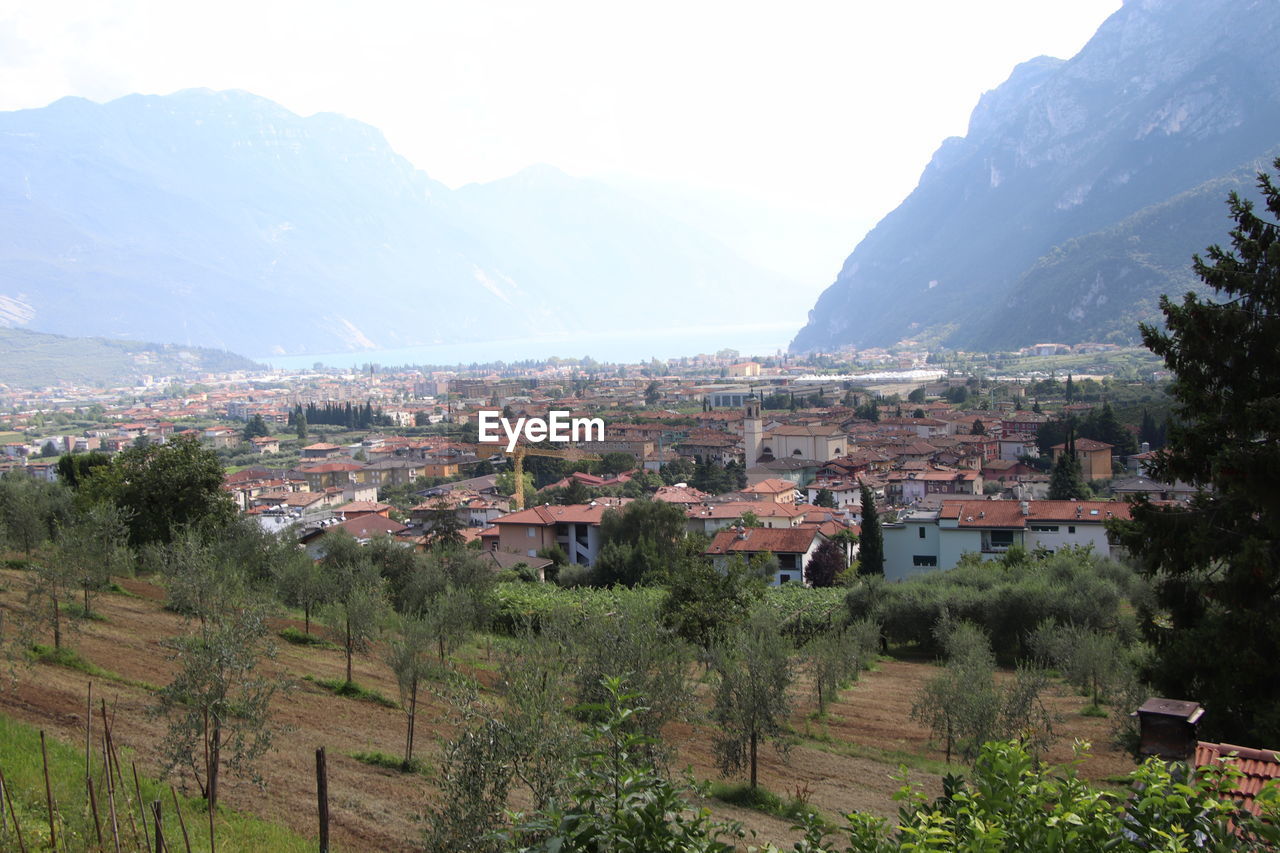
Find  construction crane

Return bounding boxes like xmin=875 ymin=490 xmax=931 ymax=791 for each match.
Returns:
xmin=509 ymin=444 xmax=602 ymax=510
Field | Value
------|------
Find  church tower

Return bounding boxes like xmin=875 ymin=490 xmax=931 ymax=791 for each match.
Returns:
xmin=743 ymin=395 xmax=762 ymax=465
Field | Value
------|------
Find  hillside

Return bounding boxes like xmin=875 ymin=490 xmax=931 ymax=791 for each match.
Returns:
xmin=0 ymin=326 xmax=260 ymax=388
xmin=0 ymin=90 xmax=785 ymax=357
xmin=791 ymin=0 xmax=1280 ymax=352
xmin=0 ymin=569 xmax=1133 ymax=851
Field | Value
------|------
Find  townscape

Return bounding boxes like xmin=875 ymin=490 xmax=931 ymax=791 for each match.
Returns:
xmin=2 ymin=0 xmax=1280 ymax=850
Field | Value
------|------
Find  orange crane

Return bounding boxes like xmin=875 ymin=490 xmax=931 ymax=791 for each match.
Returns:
xmin=509 ymin=444 xmax=603 ymax=510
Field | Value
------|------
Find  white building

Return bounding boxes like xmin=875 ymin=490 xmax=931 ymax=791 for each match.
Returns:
xmin=882 ymin=499 xmax=1131 ymax=582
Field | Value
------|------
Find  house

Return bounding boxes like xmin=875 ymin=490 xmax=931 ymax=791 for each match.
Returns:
xmin=705 ymin=526 xmax=826 ymax=586
xmin=299 ymin=514 xmax=410 ymax=557
xmin=488 ymin=498 xmax=631 ymax=566
xmin=301 ymin=442 xmax=345 ymax=460
xmin=296 ymin=461 xmax=362 ymax=492
xmin=684 ymin=500 xmax=806 ymax=535
xmin=1052 ymin=438 xmax=1114 ymax=481
xmin=882 ymin=498 xmax=1132 ymax=581
xmin=652 ymin=484 xmax=712 ymax=506
xmin=250 ymin=436 xmax=280 ymax=454
xmin=742 ymin=478 xmax=799 ymax=504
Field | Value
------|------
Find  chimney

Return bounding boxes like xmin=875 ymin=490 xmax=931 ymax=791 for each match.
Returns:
xmin=1019 ymin=500 xmax=1030 ymax=516
xmin=1133 ymin=698 xmax=1204 ymax=761
xmin=1140 ymin=441 xmax=1151 ymax=454
xmin=736 ymin=524 xmax=748 ymax=540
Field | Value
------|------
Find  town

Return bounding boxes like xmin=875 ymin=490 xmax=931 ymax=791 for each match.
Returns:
xmin=0 ymin=344 xmax=1167 ymax=585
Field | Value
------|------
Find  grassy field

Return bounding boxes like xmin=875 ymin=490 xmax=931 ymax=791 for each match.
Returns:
xmin=0 ymin=712 xmax=318 ymax=852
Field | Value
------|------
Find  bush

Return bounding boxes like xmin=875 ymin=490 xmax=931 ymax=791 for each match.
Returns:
xmin=847 ymin=547 xmax=1143 ymax=662
xmin=279 ymin=627 xmax=339 ymax=649
xmin=303 ymin=675 xmax=399 ymax=709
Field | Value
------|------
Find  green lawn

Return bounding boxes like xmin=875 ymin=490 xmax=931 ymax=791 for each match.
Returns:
xmin=0 ymin=712 xmax=322 ymax=852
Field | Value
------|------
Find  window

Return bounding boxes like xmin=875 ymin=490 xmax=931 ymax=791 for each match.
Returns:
xmin=1068 ymin=526 xmax=1076 ymax=534
xmin=527 ymin=549 xmax=537 ymax=557
xmin=913 ymin=555 xmax=938 ymax=567
xmin=990 ymin=530 xmax=1015 ymax=547
xmin=527 ymin=527 xmax=536 ymax=538
xmin=779 ymin=573 xmax=793 ymax=584
xmin=918 ymin=526 xmax=927 ymax=539
xmin=1030 ymin=524 xmax=1059 ymax=533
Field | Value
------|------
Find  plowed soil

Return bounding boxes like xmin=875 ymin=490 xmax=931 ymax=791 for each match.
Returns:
xmin=0 ymin=569 xmax=1137 ymax=850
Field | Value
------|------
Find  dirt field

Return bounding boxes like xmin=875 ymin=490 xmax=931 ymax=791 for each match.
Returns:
xmin=0 ymin=569 xmax=1139 ymax=850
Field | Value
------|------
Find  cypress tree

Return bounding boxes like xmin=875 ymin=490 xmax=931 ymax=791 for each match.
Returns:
xmin=858 ymin=484 xmax=884 ymax=576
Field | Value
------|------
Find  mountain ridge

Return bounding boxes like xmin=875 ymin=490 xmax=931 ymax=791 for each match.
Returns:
xmin=0 ymin=89 xmax=785 ymax=356
xmin=791 ymin=0 xmax=1280 ymax=352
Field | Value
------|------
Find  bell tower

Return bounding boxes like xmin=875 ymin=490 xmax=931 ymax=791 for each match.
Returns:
xmin=743 ymin=395 xmax=762 ymax=465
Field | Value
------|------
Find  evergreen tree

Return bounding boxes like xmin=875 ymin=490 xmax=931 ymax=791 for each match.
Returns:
xmin=1139 ymin=409 xmax=1159 ymax=449
xmin=1047 ymin=435 xmax=1090 ymax=500
xmin=295 ymin=411 xmax=308 ymax=440
xmin=1114 ymin=159 xmax=1280 ymax=746
xmin=814 ymin=488 xmax=836 ymax=509
xmin=858 ymin=484 xmax=883 ymax=575
xmin=243 ymin=414 xmax=270 ymax=440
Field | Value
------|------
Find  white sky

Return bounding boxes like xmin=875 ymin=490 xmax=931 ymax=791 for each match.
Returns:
xmin=0 ymin=0 xmax=1121 ymax=281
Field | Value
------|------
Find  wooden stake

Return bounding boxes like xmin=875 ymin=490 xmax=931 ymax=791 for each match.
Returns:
xmin=0 ymin=764 xmax=28 ymax=853
xmin=85 ymin=681 xmax=94 ymax=795
xmin=151 ymin=800 xmax=164 ymax=853
xmin=316 ymin=747 xmax=329 ymax=853
xmin=88 ymin=775 xmax=104 ymax=849
xmin=102 ymin=731 xmax=121 ymax=853
xmin=133 ymin=762 xmax=153 ymax=853
xmin=170 ymin=786 xmax=192 ymax=853
xmin=39 ymin=731 xmax=56 ymax=851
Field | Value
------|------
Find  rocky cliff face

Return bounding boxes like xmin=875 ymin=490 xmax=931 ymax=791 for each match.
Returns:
xmin=0 ymin=89 xmax=784 ymax=355
xmin=791 ymin=0 xmax=1280 ymax=353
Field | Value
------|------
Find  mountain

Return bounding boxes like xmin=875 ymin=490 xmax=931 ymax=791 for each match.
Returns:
xmin=0 ymin=89 xmax=785 ymax=356
xmin=791 ymin=0 xmax=1280 ymax=353
xmin=0 ymin=327 xmax=259 ymax=389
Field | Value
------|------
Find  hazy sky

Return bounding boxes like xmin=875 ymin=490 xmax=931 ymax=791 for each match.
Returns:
xmin=0 ymin=0 xmax=1122 ymax=285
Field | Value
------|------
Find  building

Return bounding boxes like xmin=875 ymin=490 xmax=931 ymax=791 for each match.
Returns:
xmin=487 ymin=499 xmax=631 ymax=566
xmin=1052 ymin=438 xmax=1115 ymax=481
xmin=882 ymin=498 xmax=1131 ymax=581
xmin=759 ymin=424 xmax=847 ymax=463
xmin=705 ymin=526 xmax=826 ymax=586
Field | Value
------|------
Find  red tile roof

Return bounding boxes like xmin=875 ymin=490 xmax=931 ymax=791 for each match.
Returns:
xmin=1195 ymin=742 xmax=1280 ymax=817
xmin=493 ymin=498 xmax=632 ymax=527
xmin=706 ymin=526 xmax=820 ymax=555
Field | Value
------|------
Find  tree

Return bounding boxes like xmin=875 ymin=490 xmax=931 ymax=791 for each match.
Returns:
xmin=659 ymin=545 xmax=764 ymax=658
xmin=0 ymin=474 xmax=70 ymax=555
xmin=644 ymin=381 xmax=661 ymax=406
xmin=55 ymin=451 xmax=111 ymax=490
xmin=54 ymin=503 xmax=130 ymax=621
xmin=858 ymin=484 xmax=883 ymax=575
xmin=295 ymin=411 xmax=308 ymax=440
xmin=1048 ymin=439 xmax=1090 ymax=501
xmin=1114 ymin=159 xmax=1280 ymax=745
xmin=908 ymin=386 xmax=927 ymax=404
xmin=154 ymin=604 xmax=280 ymax=814
xmin=84 ymin=435 xmax=236 ymax=547
xmin=272 ymin=547 xmax=329 ymax=635
xmin=804 ymin=539 xmax=847 ymax=588
xmin=318 ymin=531 xmax=388 ymax=684
xmin=710 ymin=613 xmax=792 ymax=789
xmin=386 ymin=613 xmax=435 ymax=769
xmin=243 ymin=414 xmax=270 ymax=440
xmin=599 ymin=452 xmax=634 ymax=477
xmin=911 ymin=622 xmax=1000 ymax=763
xmin=594 ymin=499 xmax=688 ymax=586
xmin=813 ymin=488 xmax=836 ymax=509
xmin=971 ymin=419 xmax=987 ymax=436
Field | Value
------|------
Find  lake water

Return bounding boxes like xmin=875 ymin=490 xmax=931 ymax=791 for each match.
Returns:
xmin=258 ymin=321 xmax=802 ymax=370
